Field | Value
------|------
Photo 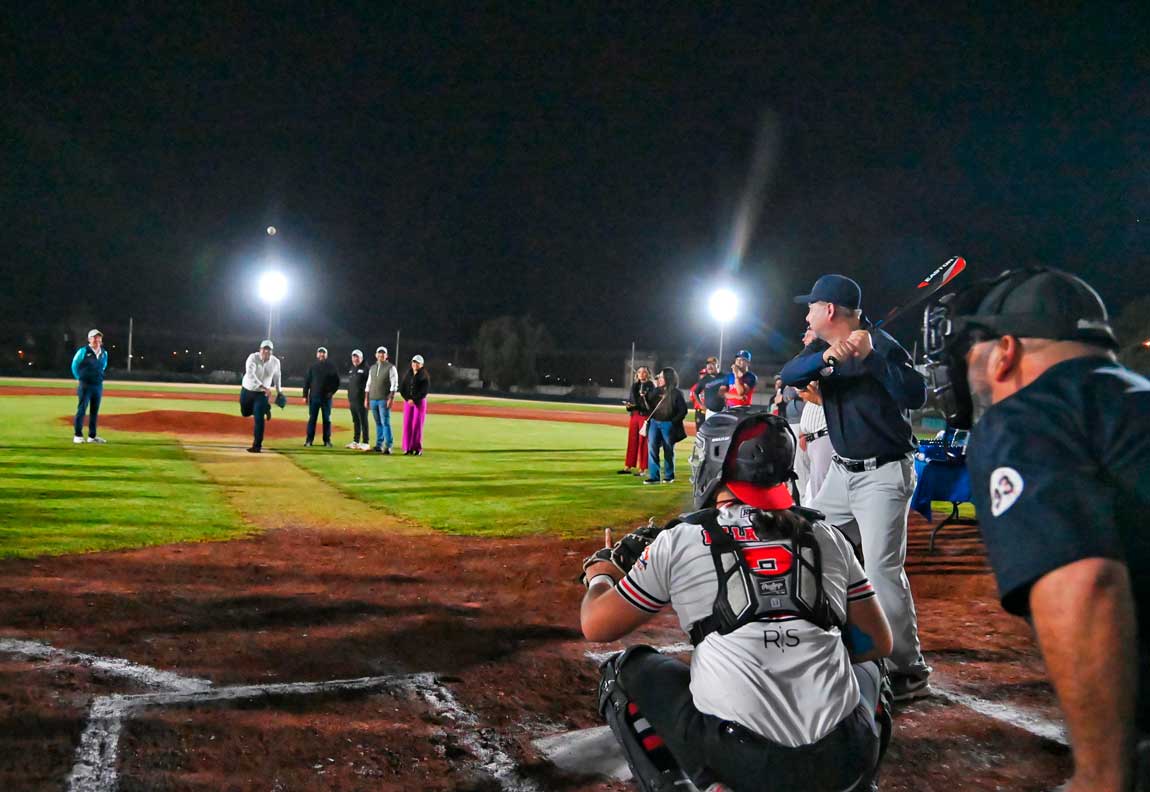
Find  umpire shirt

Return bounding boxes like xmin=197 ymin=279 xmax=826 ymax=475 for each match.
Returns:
xmin=780 ymin=327 xmax=925 ymax=460
xmin=966 ymin=356 xmax=1150 ymax=731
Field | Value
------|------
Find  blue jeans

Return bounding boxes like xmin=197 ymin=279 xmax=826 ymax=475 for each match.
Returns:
xmin=306 ymin=398 xmax=333 ymax=444
xmin=647 ymin=420 xmax=675 ymax=481
xmin=239 ymin=388 xmax=269 ymax=449
xmin=74 ymin=382 xmax=103 ymax=437
xmin=370 ymin=399 xmax=394 ymax=449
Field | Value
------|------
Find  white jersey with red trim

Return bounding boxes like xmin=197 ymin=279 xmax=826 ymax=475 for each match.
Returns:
xmin=617 ymin=503 xmax=874 ymax=747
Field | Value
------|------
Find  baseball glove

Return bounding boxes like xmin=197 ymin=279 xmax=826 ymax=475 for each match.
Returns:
xmin=275 ymin=391 xmax=287 ymax=409
xmin=579 ymin=518 xmax=665 ymax=587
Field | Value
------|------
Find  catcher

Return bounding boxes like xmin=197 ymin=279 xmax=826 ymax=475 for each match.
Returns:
xmin=579 ymin=407 xmax=893 ymax=792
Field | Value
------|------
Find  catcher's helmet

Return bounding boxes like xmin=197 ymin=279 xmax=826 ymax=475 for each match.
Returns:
xmin=690 ymin=406 xmax=796 ymax=510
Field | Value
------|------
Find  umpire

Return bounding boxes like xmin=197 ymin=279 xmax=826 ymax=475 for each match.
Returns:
xmin=781 ymin=274 xmax=932 ymax=701
xmin=924 ymin=267 xmax=1149 ymax=792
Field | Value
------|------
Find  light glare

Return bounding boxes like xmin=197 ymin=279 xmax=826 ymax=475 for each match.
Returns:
xmin=258 ymin=270 xmax=288 ymax=305
xmin=709 ymin=288 xmax=738 ymax=323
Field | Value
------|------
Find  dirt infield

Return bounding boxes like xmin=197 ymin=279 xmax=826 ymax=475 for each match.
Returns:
xmin=0 ymin=513 xmax=1070 ymax=791
xmin=4 ymin=386 xmax=645 ymax=430
xmin=59 ymin=410 xmax=311 ymax=439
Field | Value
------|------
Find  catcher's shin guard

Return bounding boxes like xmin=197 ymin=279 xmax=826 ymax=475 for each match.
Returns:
xmin=598 ymin=647 xmax=691 ymax=792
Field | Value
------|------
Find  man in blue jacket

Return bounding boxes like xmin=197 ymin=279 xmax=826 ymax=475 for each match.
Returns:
xmin=71 ymin=328 xmax=109 ymax=444
xmin=782 ymin=274 xmax=931 ymax=702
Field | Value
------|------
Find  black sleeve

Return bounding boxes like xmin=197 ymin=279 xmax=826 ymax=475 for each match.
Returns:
xmin=302 ymin=366 xmax=313 ymax=399
xmin=413 ymin=371 xmax=430 ymax=402
xmin=969 ymin=408 xmax=1125 ymax=616
xmin=670 ymin=390 xmax=689 ymax=422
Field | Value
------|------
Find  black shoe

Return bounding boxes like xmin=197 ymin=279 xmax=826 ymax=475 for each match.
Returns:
xmin=617 ymin=468 xmax=633 ymax=474
xmin=415 ymin=449 xmax=423 ymax=456
xmin=304 ymin=441 xmax=313 ymax=447
xmin=663 ymin=478 xmax=675 ymax=484
xmin=246 ymin=446 xmax=261 ymax=453
xmin=890 ymin=674 xmax=933 ymax=702
xmin=383 ymin=448 xmax=392 ymax=455
xmin=323 ymin=441 xmax=333 ymax=447
xmin=403 ymin=450 xmax=412 ymax=455
xmin=643 ymin=479 xmax=660 ymax=485
xmin=370 ymin=446 xmax=384 ymax=453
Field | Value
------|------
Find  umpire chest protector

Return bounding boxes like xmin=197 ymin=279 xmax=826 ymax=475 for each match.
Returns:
xmin=686 ymin=507 xmax=842 ymax=646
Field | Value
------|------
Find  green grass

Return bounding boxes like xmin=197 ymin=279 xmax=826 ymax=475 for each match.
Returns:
xmin=0 ymin=395 xmax=250 ymax=558
xmin=280 ymin=414 xmax=694 ymax=538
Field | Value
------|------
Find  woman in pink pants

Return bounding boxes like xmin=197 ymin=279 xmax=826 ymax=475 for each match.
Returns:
xmin=400 ymin=354 xmax=431 ymax=455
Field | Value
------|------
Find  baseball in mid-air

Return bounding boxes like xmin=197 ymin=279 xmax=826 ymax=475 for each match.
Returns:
xmin=266 ymin=226 xmax=277 ymax=236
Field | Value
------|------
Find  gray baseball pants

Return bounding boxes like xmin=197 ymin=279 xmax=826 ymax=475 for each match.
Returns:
xmin=811 ymin=455 xmax=930 ymax=679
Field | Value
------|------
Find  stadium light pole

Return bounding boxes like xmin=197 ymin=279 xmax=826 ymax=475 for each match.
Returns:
xmin=258 ymin=270 xmax=288 ymax=341
xmin=708 ymin=288 xmax=738 ymax=365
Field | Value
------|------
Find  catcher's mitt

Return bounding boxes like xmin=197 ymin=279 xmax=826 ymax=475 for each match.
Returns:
xmin=579 ymin=518 xmax=665 ymax=587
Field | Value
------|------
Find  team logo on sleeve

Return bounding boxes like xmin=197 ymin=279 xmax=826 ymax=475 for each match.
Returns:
xmin=989 ymin=467 xmax=1024 ymax=516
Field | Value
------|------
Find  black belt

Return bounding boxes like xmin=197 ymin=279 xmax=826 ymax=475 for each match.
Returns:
xmin=803 ymin=429 xmax=829 ymax=443
xmin=832 ymin=453 xmax=906 ymax=473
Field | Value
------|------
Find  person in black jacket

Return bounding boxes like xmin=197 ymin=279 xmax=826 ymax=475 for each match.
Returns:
xmin=620 ymin=366 xmax=656 ymax=475
xmin=345 ymin=350 xmax=371 ymax=450
xmin=400 ymin=354 xmax=431 ymax=455
xmin=644 ymin=367 xmax=689 ymax=485
xmin=303 ymin=346 xmax=342 ymax=447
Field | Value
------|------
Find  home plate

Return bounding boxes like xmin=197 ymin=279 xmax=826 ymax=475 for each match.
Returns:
xmin=532 ymin=726 xmax=631 ymax=781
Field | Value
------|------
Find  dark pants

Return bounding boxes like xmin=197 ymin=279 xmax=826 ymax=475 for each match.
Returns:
xmin=307 ymin=398 xmax=333 ymax=444
xmin=74 ymin=382 xmax=103 ymax=438
xmin=348 ymin=397 xmax=369 ymax=444
xmin=239 ymin=388 xmax=270 ymax=449
xmin=617 ymin=649 xmax=879 ymax=791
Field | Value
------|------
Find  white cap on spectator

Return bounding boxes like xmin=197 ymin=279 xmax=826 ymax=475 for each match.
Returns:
xmin=376 ymin=346 xmax=387 ymax=354
xmin=351 ymin=349 xmax=363 ymax=358
xmin=260 ymin=339 xmax=274 ymax=350
xmin=88 ymin=328 xmax=102 ymax=339
xmin=412 ymin=354 xmax=425 ymax=364
xmin=316 ymin=346 xmax=328 ymax=354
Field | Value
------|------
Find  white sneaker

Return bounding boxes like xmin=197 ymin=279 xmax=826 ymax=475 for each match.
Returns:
xmin=73 ymin=436 xmax=85 ymax=444
xmin=345 ymin=442 xmax=359 ymax=449
xmin=358 ymin=443 xmax=371 ymax=451
xmin=87 ymin=437 xmax=107 ymax=444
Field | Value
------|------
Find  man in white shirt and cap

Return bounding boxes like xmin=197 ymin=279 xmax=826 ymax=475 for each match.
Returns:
xmin=240 ymin=340 xmax=282 ymax=453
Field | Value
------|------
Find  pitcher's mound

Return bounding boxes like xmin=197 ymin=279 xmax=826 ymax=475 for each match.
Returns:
xmin=62 ymin=410 xmax=312 ymax=438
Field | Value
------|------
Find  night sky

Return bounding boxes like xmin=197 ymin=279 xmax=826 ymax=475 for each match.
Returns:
xmin=3 ymin=5 xmax=1148 ymax=360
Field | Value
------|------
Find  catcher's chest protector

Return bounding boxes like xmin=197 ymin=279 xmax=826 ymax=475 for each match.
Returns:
xmin=687 ymin=508 xmax=841 ymax=645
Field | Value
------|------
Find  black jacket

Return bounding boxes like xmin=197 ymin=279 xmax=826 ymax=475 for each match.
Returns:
xmin=347 ymin=364 xmax=369 ymax=401
xmin=400 ymin=367 xmax=430 ymax=404
xmin=629 ymin=380 xmax=657 ymax=416
xmin=303 ymin=359 xmax=341 ymax=402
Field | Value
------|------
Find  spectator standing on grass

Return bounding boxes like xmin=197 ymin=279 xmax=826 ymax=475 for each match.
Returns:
xmin=400 ymin=354 xmax=430 ymax=455
xmin=721 ymin=349 xmax=757 ymax=409
xmin=781 ymin=273 xmax=932 ymax=703
xmin=303 ymin=347 xmax=341 ymax=447
xmin=71 ymin=328 xmax=108 ymax=444
xmin=346 ymin=350 xmax=371 ymax=450
xmin=644 ymin=367 xmax=688 ymax=485
xmin=924 ymin=268 xmax=1150 ymax=792
xmin=689 ymin=357 xmax=723 ymax=429
xmin=239 ymin=339 xmax=281 ymax=454
xmin=620 ymin=366 xmax=655 ymax=476
xmin=366 ymin=346 xmax=399 ymax=454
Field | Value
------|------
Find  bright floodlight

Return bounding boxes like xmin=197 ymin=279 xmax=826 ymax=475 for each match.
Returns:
xmin=709 ymin=288 xmax=738 ymax=323
xmin=258 ymin=270 xmax=288 ymax=305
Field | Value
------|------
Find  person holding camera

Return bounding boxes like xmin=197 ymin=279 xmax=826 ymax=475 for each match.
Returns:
xmin=689 ymin=357 xmax=723 ymax=429
xmin=722 ymin=350 xmax=757 ymax=409
xmin=620 ymin=366 xmax=655 ymax=476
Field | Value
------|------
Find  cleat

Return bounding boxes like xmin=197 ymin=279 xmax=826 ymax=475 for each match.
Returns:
xmin=73 ymin=436 xmax=85 ymax=444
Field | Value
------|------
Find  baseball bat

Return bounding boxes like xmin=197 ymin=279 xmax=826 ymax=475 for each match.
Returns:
xmin=825 ymin=255 xmax=966 ymax=367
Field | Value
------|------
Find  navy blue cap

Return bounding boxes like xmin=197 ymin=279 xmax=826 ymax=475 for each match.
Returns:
xmin=735 ymin=349 xmax=751 ymax=361
xmin=793 ymin=275 xmax=862 ymax=310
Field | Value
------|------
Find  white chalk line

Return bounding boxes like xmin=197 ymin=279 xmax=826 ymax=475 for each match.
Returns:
xmin=0 ymin=639 xmax=537 ymax=792
xmin=0 ymin=638 xmax=211 ymax=693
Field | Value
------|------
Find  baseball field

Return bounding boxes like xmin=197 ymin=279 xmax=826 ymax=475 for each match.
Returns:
xmin=0 ymin=381 xmax=1069 ymax=791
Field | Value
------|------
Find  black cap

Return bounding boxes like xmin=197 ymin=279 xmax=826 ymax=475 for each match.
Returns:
xmin=960 ymin=268 xmax=1117 ymax=349
xmin=793 ymin=274 xmax=862 ymax=310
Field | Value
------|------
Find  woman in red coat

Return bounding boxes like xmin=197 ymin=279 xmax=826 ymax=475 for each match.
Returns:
xmin=619 ymin=366 xmax=655 ymax=475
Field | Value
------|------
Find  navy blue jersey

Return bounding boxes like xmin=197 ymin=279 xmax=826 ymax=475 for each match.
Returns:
xmin=967 ymin=356 xmax=1150 ymax=727
xmin=780 ymin=328 xmax=925 ymax=460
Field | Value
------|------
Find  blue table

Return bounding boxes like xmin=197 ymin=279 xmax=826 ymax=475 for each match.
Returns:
xmin=912 ymin=454 xmax=977 ymax=553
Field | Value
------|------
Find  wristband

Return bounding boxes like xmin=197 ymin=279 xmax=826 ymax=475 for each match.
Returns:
xmin=587 ymin=574 xmax=617 ymax=590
